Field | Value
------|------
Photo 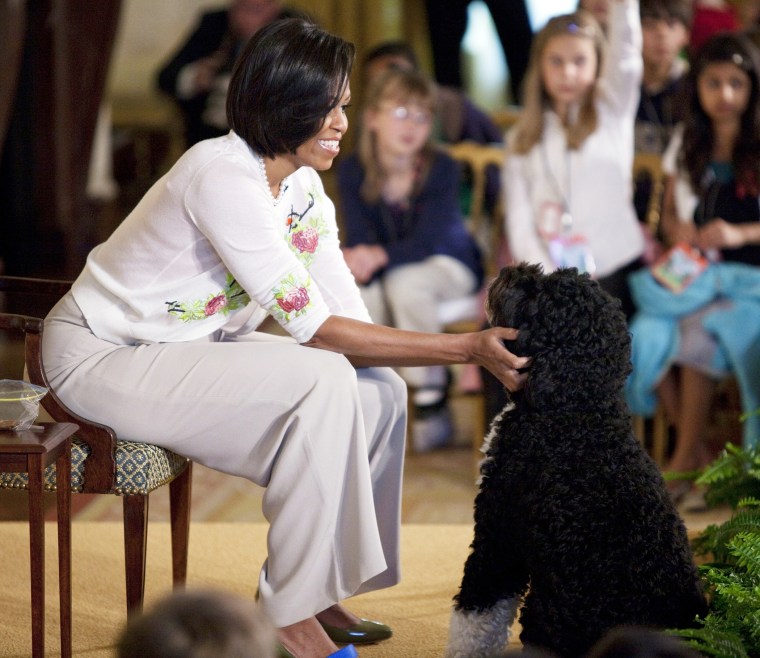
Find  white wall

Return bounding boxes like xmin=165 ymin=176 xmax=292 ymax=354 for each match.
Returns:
xmin=461 ymin=0 xmax=577 ymax=109
xmin=108 ymin=0 xmax=224 ymax=97
xmin=527 ymin=0 xmax=577 ymax=30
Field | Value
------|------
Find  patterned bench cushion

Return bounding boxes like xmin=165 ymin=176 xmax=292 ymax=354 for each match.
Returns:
xmin=0 ymin=437 xmax=188 ymax=495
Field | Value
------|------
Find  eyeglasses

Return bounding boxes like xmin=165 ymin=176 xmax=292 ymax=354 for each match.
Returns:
xmin=385 ymin=105 xmax=433 ymax=125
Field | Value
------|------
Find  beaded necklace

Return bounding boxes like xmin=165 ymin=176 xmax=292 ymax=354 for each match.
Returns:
xmin=256 ymin=152 xmax=289 ymax=206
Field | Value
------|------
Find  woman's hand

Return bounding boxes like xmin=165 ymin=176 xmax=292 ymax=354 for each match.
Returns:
xmin=306 ymin=317 xmax=529 ymax=391
xmin=341 ymin=245 xmax=389 ymax=285
xmin=468 ymin=327 xmax=529 ymax=392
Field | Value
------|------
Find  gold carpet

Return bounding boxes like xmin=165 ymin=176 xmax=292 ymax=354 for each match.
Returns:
xmin=0 ymin=521 xmax=521 ymax=657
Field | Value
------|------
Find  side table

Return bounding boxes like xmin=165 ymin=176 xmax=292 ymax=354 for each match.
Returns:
xmin=0 ymin=422 xmax=78 ymax=658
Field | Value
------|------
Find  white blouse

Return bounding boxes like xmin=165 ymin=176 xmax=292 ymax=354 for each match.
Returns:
xmin=72 ymin=131 xmax=371 ymax=345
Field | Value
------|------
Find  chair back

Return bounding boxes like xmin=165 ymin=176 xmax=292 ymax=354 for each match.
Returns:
xmin=0 ymin=276 xmax=117 ymax=491
xmin=633 ymin=151 xmax=666 ymax=234
xmin=444 ymin=140 xmax=506 ymax=276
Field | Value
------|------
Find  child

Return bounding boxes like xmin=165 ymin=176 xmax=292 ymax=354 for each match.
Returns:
xmin=361 ymin=41 xmax=504 ymax=145
xmin=627 ymin=32 xmax=760 ymax=491
xmin=116 ymin=589 xmax=276 ymax=657
xmin=578 ymin=0 xmax=611 ymax=31
xmin=338 ymin=68 xmax=484 ymax=452
xmin=504 ymin=0 xmax=644 ymax=320
xmin=635 ymin=0 xmax=691 ymax=156
xmin=633 ymin=0 xmax=691 ymax=223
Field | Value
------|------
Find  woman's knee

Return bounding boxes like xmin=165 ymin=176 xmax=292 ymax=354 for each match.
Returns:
xmin=359 ymin=367 xmax=408 ymax=435
xmin=286 ymin=351 xmax=359 ymax=407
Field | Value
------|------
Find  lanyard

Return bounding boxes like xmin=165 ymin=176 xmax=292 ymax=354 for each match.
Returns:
xmin=541 ymin=139 xmax=573 ymax=233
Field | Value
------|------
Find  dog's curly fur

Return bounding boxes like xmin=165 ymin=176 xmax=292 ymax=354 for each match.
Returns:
xmin=445 ymin=264 xmax=707 ymax=658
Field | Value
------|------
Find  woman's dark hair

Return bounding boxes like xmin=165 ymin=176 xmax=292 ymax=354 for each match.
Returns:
xmin=227 ymin=18 xmax=355 ymax=157
xmin=680 ymin=32 xmax=760 ymax=194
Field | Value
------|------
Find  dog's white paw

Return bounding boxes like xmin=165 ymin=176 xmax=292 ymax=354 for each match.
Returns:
xmin=444 ymin=598 xmax=519 ymax=658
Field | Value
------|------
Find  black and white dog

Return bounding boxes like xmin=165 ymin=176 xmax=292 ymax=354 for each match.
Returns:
xmin=445 ymin=264 xmax=707 ymax=658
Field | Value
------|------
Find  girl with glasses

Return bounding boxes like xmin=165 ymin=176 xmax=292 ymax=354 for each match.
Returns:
xmin=338 ymin=68 xmax=485 ymax=452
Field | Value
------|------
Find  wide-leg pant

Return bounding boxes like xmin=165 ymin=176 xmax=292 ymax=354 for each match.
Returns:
xmin=42 ymin=293 xmax=408 ymax=627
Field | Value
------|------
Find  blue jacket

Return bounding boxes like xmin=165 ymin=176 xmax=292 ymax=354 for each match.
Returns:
xmin=337 ymin=150 xmax=484 ymax=287
xmin=625 ymin=261 xmax=760 ymax=447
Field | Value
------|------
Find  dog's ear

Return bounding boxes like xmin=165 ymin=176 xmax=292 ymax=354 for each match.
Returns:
xmin=486 ymin=263 xmax=544 ymax=357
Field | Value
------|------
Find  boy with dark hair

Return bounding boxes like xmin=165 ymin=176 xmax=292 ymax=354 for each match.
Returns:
xmin=634 ymin=0 xmax=692 ymax=223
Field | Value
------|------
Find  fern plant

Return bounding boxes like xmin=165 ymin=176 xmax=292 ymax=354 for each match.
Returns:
xmin=668 ymin=444 xmax=760 ymax=658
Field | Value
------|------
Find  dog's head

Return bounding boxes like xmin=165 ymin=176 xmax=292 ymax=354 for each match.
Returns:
xmin=487 ymin=263 xmax=631 ymax=410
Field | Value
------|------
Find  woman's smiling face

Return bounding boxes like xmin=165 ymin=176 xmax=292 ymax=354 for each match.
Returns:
xmin=287 ymin=85 xmax=351 ymax=172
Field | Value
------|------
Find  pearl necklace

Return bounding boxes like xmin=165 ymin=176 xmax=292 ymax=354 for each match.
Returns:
xmin=256 ymin=153 xmax=288 ymax=206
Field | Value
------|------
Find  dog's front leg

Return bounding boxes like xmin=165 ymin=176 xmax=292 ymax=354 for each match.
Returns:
xmin=445 ymin=464 xmax=526 ymax=658
xmin=445 ymin=597 xmax=520 ymax=658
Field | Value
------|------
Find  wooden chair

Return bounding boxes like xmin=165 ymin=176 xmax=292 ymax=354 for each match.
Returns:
xmin=633 ymin=151 xmax=667 ymax=235
xmin=0 ymin=275 xmax=192 ymax=614
xmin=445 ymin=140 xmax=506 ymax=262
xmin=490 ymin=105 xmax=522 ymax=134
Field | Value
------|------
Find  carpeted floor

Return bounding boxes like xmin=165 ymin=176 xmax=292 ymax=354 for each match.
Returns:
xmin=0 ymin=521 xmax=520 ymax=658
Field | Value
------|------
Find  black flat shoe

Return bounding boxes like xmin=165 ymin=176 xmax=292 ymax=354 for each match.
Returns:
xmin=319 ymin=618 xmax=392 ymax=644
xmin=277 ymin=645 xmax=296 ymax=658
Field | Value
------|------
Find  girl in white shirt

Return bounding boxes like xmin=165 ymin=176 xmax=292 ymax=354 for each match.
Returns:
xmin=41 ymin=18 xmax=527 ymax=658
xmin=505 ymin=0 xmax=645 ymax=319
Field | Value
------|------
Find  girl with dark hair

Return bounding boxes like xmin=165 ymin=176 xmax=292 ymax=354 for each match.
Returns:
xmin=41 ymin=18 xmax=527 ymax=658
xmin=627 ymin=32 xmax=760 ymax=497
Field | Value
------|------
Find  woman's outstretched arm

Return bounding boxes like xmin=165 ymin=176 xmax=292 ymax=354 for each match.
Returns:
xmin=304 ymin=315 xmax=529 ymax=391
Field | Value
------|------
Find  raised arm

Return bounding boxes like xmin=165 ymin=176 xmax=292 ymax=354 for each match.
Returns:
xmin=602 ymin=0 xmax=643 ymax=118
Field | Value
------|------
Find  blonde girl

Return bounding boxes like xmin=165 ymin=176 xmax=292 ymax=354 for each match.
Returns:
xmin=505 ymin=0 xmax=644 ymax=319
xmin=338 ymin=68 xmax=484 ymax=451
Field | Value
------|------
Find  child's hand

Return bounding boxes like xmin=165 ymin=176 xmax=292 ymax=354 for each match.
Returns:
xmin=697 ymin=218 xmax=745 ymax=250
xmin=341 ymin=245 xmax=389 ymax=285
xmin=663 ymin=219 xmax=698 ymax=248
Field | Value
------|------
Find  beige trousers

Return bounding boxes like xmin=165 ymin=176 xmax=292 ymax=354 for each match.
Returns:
xmin=42 ymin=293 xmax=407 ymax=627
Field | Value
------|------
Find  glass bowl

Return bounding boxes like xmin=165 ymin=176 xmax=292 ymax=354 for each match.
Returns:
xmin=0 ymin=380 xmax=48 ymax=431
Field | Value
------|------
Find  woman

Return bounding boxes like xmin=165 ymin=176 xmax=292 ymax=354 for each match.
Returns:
xmin=338 ymin=67 xmax=484 ymax=452
xmin=42 ymin=19 xmax=527 ymax=658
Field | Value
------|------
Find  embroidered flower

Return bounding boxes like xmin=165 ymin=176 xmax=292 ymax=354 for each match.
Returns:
xmin=204 ymin=294 xmax=228 ymax=316
xmin=283 ymin=189 xmax=329 ymax=267
xmin=166 ymin=273 xmax=250 ymax=322
xmin=277 ymin=286 xmax=309 ymax=313
xmin=291 ymin=226 xmax=319 ymax=253
xmin=271 ymin=273 xmax=313 ymax=322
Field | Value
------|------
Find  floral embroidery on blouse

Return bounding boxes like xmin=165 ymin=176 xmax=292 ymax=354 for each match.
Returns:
xmin=165 ymin=273 xmax=251 ymax=322
xmin=286 ymin=190 xmax=328 ymax=267
xmin=270 ymin=273 xmax=312 ymax=322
